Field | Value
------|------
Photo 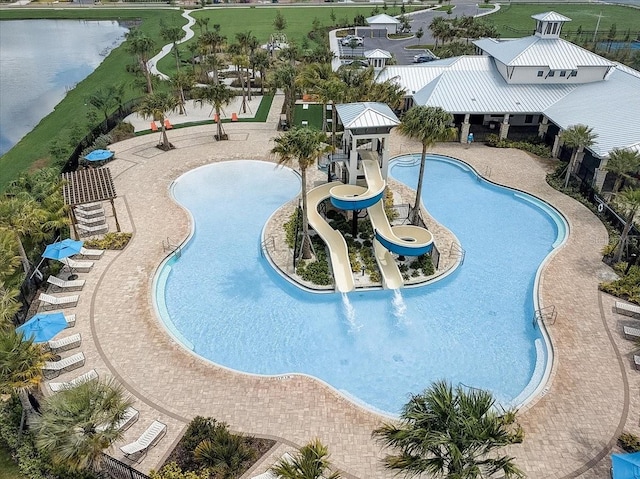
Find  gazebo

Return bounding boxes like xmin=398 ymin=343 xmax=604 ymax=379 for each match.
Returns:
xmin=62 ymin=167 xmax=120 ymax=238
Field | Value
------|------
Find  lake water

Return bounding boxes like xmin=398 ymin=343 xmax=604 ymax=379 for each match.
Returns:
xmin=0 ymin=20 xmax=128 ymax=156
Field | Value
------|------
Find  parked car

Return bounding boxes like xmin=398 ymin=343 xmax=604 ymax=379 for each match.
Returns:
xmin=341 ymin=35 xmax=364 ymax=46
xmin=413 ymin=53 xmax=438 ymax=63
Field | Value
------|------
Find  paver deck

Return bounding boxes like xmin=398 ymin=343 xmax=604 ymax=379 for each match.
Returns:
xmin=48 ymin=94 xmax=637 ymax=477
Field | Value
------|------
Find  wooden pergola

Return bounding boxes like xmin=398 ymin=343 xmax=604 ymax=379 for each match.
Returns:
xmin=62 ymin=167 xmax=120 ymax=238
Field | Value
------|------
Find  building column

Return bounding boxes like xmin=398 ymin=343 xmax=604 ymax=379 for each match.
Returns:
xmin=593 ymin=159 xmax=608 ymax=192
xmin=460 ymin=114 xmax=470 ymax=143
xmin=381 ymin=137 xmax=389 ymax=180
xmin=349 ymin=134 xmax=358 ymax=185
xmin=551 ymin=134 xmax=562 ymax=158
xmin=538 ymin=116 xmax=549 ymax=138
xmin=499 ymin=114 xmax=510 ymax=140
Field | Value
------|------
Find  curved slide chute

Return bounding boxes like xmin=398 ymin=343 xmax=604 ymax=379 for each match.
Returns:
xmin=306 ymin=184 xmax=355 ymax=293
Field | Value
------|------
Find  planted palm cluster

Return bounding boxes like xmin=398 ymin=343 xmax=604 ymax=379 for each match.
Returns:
xmin=155 ymin=416 xmax=274 ymax=479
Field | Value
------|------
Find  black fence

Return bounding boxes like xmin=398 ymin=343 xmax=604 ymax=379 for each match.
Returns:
xmin=62 ymin=97 xmax=141 ymax=174
xmin=99 ymin=454 xmax=150 ymax=479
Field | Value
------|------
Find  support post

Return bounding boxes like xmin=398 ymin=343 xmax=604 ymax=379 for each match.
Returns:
xmin=551 ymin=134 xmax=562 ymax=158
xmin=460 ymin=114 xmax=470 ymax=143
xmin=538 ymin=116 xmax=549 ymax=138
xmin=499 ymin=114 xmax=510 ymax=140
xmin=110 ymin=198 xmax=121 ymax=233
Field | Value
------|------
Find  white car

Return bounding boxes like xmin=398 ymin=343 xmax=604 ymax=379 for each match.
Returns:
xmin=341 ymin=35 xmax=364 ymax=47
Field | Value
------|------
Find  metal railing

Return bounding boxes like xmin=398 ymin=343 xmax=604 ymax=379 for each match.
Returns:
xmin=533 ymin=305 xmax=557 ymax=328
xmin=260 ymin=235 xmax=275 ymax=257
xmin=99 ymin=453 xmax=150 ymax=479
xmin=449 ymin=242 xmax=466 ymax=265
xmin=162 ymin=237 xmax=182 ymax=258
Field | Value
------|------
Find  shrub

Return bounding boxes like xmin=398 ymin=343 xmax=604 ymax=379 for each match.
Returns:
xmin=619 ymin=432 xmax=640 ymax=452
xmin=485 ymin=134 xmax=551 ymax=157
xmin=110 ymin=122 xmax=136 ymax=143
xmin=283 ymin=208 xmax=301 ymax=249
xmin=84 ymin=232 xmax=132 ymax=250
xmin=600 ymin=265 xmax=640 ymax=304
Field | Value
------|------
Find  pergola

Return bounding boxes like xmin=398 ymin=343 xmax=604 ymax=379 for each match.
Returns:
xmin=61 ymin=167 xmax=120 ymax=238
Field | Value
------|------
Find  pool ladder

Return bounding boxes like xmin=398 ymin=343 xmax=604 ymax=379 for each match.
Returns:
xmin=162 ymin=237 xmax=182 ymax=258
xmin=260 ymin=235 xmax=275 ymax=257
xmin=449 ymin=242 xmax=466 ymax=265
xmin=533 ymin=305 xmax=557 ymax=328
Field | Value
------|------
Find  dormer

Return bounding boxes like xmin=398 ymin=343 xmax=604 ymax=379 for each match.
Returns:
xmin=533 ymin=12 xmax=571 ymax=39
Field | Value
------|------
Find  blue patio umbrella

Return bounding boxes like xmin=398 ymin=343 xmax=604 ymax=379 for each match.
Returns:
xmin=84 ymin=149 xmax=114 ymax=162
xmin=42 ymin=238 xmax=83 ymax=261
xmin=612 ymin=451 xmax=640 ymax=479
xmin=16 ymin=312 xmax=68 ymax=343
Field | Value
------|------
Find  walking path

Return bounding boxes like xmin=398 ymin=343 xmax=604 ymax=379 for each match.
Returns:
xmin=148 ymin=9 xmax=196 ymax=81
xmin=43 ymin=95 xmax=638 ymax=477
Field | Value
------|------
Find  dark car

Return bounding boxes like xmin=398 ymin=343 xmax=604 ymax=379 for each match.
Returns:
xmin=413 ymin=53 xmax=438 ymax=63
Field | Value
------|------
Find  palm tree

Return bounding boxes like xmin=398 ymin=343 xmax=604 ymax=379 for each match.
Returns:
xmin=0 ymin=195 xmax=49 ymax=274
xmin=194 ymin=83 xmax=235 ymax=141
xmin=194 ymin=426 xmax=255 ymax=479
xmin=126 ymin=30 xmax=156 ymax=94
xmin=271 ymin=439 xmax=340 ymax=479
xmin=137 ymin=91 xmax=180 ymax=150
xmin=271 ymin=64 xmax=298 ymax=125
xmin=373 ymin=380 xmax=525 ymax=479
xmin=33 ymin=377 xmax=133 ymax=473
xmin=560 ymin=124 xmax=598 ymax=188
xmin=271 ymin=127 xmax=332 ymax=259
xmin=171 ymin=71 xmax=195 ymax=115
xmin=604 ymin=148 xmax=640 ymax=195
xmin=0 ymin=287 xmax=21 ymax=327
xmin=0 ymin=329 xmax=53 ymax=395
xmin=397 ymin=106 xmax=457 ymax=224
xmin=161 ymin=25 xmax=184 ymax=72
xmin=86 ymin=84 xmax=126 ymax=126
xmin=0 ymin=229 xmax=21 ymax=286
xmin=614 ymin=188 xmax=640 ymax=263
xmin=253 ymin=50 xmax=271 ymax=95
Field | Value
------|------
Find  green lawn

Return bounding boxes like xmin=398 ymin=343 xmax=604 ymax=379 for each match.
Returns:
xmin=0 ymin=9 xmax=185 ymax=192
xmin=0 ymin=444 xmax=24 ymax=479
xmin=293 ymin=103 xmax=324 ymax=130
xmin=486 ymin=4 xmax=640 ymax=38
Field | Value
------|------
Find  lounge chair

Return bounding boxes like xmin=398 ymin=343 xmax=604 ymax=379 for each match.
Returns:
xmin=213 ymin=113 xmax=220 ymax=123
xmin=47 ymin=275 xmax=85 ymax=292
xmin=120 ymin=420 xmax=167 ymax=460
xmin=231 ymin=112 xmax=238 ymax=122
xmin=77 ymin=246 xmax=104 ymax=259
xmin=96 ymin=406 xmax=139 ymax=433
xmin=623 ymin=326 xmax=640 ymax=340
xmin=39 ymin=293 xmax=79 ymax=311
xmin=77 ymin=223 xmax=108 ymax=237
xmin=151 ymin=122 xmax=159 ymax=132
xmin=164 ymin=119 xmax=173 ymax=130
xmin=616 ymin=301 xmax=640 ymax=319
xmin=49 ymin=369 xmax=98 ymax=392
xmin=42 ymin=352 xmax=85 ymax=379
xmin=75 ymin=207 xmax=105 ymax=219
xmin=61 ymin=257 xmax=94 ymax=273
xmin=47 ymin=333 xmax=81 ymax=353
xmin=65 ymin=314 xmax=76 ymax=328
xmin=77 ymin=214 xmax=106 ymax=226
xmin=635 ymin=355 xmax=640 ymax=371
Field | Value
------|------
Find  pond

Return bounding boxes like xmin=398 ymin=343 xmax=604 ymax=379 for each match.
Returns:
xmin=0 ymin=20 xmax=128 ymax=156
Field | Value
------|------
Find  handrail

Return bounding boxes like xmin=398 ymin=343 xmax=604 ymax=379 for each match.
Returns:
xmin=449 ymin=242 xmax=466 ymax=265
xmin=533 ymin=305 xmax=557 ymax=328
xmin=260 ymin=235 xmax=275 ymax=257
xmin=162 ymin=237 xmax=181 ymax=258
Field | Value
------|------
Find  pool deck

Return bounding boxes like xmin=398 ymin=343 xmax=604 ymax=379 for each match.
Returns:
xmin=46 ymin=93 xmax=639 ymax=477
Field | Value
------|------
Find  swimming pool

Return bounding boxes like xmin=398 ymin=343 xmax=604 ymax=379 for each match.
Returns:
xmin=157 ymin=157 xmax=566 ymax=415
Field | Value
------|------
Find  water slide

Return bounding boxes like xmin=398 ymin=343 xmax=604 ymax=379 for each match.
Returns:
xmin=330 ymin=154 xmax=434 ymax=289
xmin=306 ymin=183 xmax=355 ymax=293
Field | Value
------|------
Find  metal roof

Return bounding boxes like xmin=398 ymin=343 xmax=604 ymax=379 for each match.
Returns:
xmin=335 ymin=102 xmax=400 ymax=129
xmin=377 ymin=56 xmax=640 ymax=157
xmin=531 ymin=12 xmax=572 ymax=22
xmin=366 ymin=14 xmax=401 ymax=24
xmin=62 ymin=167 xmax=116 ymax=206
xmin=543 ymin=67 xmax=640 ymax=157
xmin=364 ymin=49 xmax=392 ymax=59
xmin=474 ymin=36 xmax=614 ymax=69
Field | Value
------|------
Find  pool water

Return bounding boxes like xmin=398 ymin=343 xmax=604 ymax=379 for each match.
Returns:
xmin=159 ymin=157 xmax=565 ymax=415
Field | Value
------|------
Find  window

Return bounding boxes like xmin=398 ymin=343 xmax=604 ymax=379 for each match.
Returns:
xmin=537 ymin=70 xmax=544 ymax=77
xmin=548 ymin=71 xmax=555 ymax=77
xmin=570 ymin=70 xmax=578 ymax=77
xmin=552 ymin=23 xmax=558 ymax=34
xmin=560 ymin=71 xmax=566 ymax=77
xmin=525 ymin=115 xmax=534 ymax=124
xmin=545 ymin=23 xmax=553 ymax=34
